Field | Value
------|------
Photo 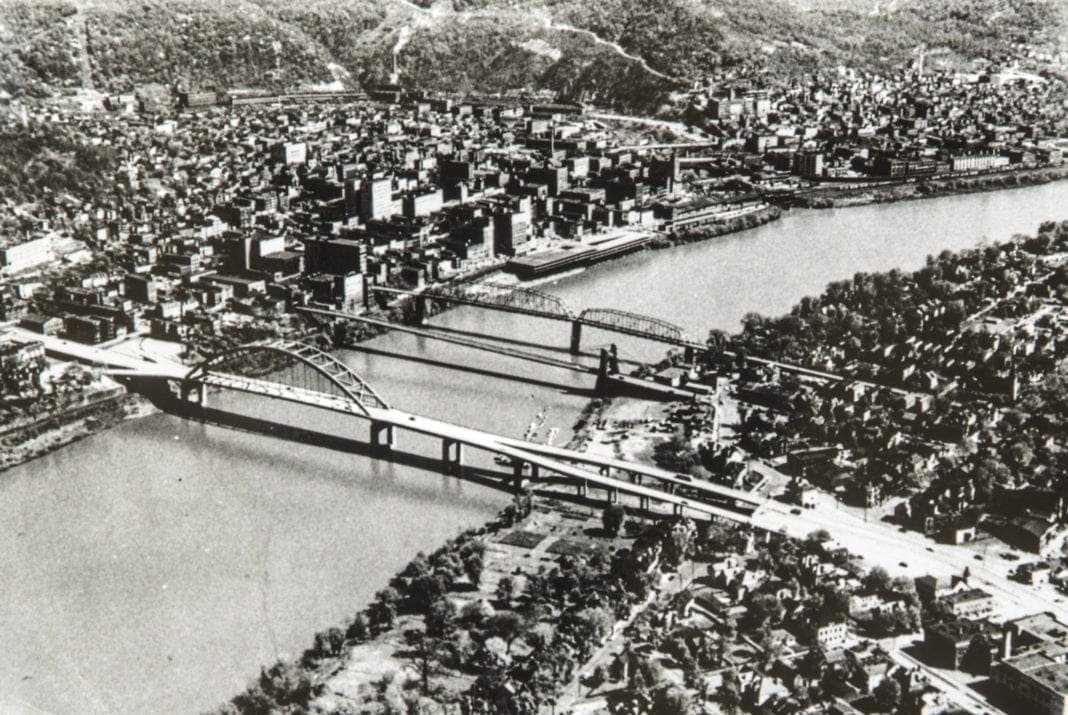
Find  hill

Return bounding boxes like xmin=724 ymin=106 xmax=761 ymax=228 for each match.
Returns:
xmin=1 ymin=0 xmax=1065 ymax=111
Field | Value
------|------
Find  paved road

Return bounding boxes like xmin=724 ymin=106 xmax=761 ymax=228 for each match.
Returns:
xmin=753 ymin=491 xmax=1068 ymax=625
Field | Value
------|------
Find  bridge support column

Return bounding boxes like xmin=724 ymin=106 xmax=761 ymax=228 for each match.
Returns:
xmin=181 ymin=382 xmax=208 ymax=409
xmin=607 ymin=488 xmax=619 ymax=504
xmin=415 ymin=296 xmax=428 ymax=325
xmin=576 ymin=480 xmax=588 ymax=498
xmin=639 ymin=495 xmax=650 ymax=511
xmin=569 ymin=321 xmax=582 ymax=355
xmin=441 ymin=439 xmax=464 ymax=473
xmin=370 ymin=421 xmax=395 ymax=451
xmin=599 ymin=465 xmax=610 ymax=477
xmin=511 ymin=459 xmax=526 ymax=494
xmin=684 ymin=345 xmax=696 ymax=363
xmin=529 ymin=464 xmax=540 ymax=480
xmin=673 ymin=503 xmax=683 ymax=516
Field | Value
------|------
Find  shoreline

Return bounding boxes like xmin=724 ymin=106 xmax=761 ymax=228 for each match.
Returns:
xmin=0 ymin=390 xmax=158 ymax=474
xmin=6 ymin=168 xmax=1062 ymax=479
xmin=786 ymin=164 xmax=1068 ymax=209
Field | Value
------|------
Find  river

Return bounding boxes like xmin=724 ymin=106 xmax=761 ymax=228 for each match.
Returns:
xmin=1 ymin=181 xmax=1065 ymax=713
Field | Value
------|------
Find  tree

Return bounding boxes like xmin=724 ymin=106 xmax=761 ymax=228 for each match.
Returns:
xmin=717 ymin=668 xmax=742 ymax=714
xmin=409 ymin=572 xmax=448 ymax=612
xmin=757 ymin=630 xmax=783 ymax=673
xmin=426 ymin=596 xmax=458 ymax=639
xmin=873 ymin=676 xmax=901 ymax=712
xmin=744 ymin=593 xmax=782 ymax=632
xmin=819 ymin=585 xmax=851 ymax=622
xmin=370 ymin=587 xmax=400 ymax=631
xmin=408 ymin=630 xmax=441 ymax=696
xmin=496 ymin=576 xmax=516 ymax=607
xmin=806 ymin=529 xmax=831 ymax=545
xmin=863 ymin=566 xmax=893 ymax=594
xmin=602 ymin=504 xmax=626 ymax=536
xmin=486 ymin=611 xmax=525 ymax=653
xmin=314 ymin=626 xmax=345 ymax=658
xmin=463 ymin=553 xmax=484 ymax=586
xmin=800 ymin=646 xmax=826 ymax=680
xmin=346 ymin=614 xmax=369 ymax=642
xmin=258 ymin=660 xmax=312 ymax=708
xmin=962 ymin=634 xmax=993 ymax=674
xmin=654 ymin=684 xmax=693 ymax=714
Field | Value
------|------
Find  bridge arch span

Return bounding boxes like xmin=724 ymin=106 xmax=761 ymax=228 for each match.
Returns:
xmin=425 ymin=280 xmax=577 ymax=321
xmin=185 ymin=340 xmax=390 ymax=416
xmin=578 ymin=308 xmax=693 ymax=345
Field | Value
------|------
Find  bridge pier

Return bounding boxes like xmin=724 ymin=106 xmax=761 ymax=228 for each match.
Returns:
xmin=673 ymin=503 xmax=683 ymax=516
xmin=639 ymin=495 xmax=650 ymax=511
xmin=511 ymin=459 xmax=526 ymax=493
xmin=576 ymin=480 xmax=588 ymax=498
xmin=415 ymin=295 xmax=428 ymax=325
xmin=441 ymin=439 xmax=464 ymax=473
xmin=607 ymin=487 xmax=619 ymax=504
xmin=569 ymin=321 xmax=582 ymax=355
xmin=370 ymin=421 xmax=395 ymax=451
xmin=180 ymin=382 xmax=208 ymax=408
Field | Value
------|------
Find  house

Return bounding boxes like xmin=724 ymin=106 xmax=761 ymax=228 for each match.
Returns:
xmin=923 ymin=619 xmax=1000 ymax=670
xmin=943 ymin=588 xmax=995 ymax=621
xmin=849 ymin=590 xmax=885 ymax=617
xmin=816 ymin=621 xmax=850 ymax=650
xmin=845 ymin=641 xmax=892 ymax=692
xmin=915 ymin=574 xmax=967 ymax=603
xmin=1017 ymin=562 xmax=1053 ymax=586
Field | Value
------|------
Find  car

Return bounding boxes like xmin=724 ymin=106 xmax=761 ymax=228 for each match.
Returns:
xmin=974 ymin=554 xmax=984 ymax=561
xmin=790 ymin=508 xmax=802 ymax=515
xmin=925 ymin=547 xmax=934 ymax=552
xmin=899 ymin=561 xmax=908 ymax=567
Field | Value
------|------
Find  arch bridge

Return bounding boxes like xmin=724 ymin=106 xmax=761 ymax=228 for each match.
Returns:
xmin=182 ymin=340 xmax=390 ymax=416
xmin=174 ymin=340 xmax=757 ymax=523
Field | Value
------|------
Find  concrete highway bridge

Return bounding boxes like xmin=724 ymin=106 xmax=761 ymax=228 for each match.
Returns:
xmin=35 ymin=334 xmax=763 ymax=523
xmin=368 ymin=281 xmax=706 ymax=356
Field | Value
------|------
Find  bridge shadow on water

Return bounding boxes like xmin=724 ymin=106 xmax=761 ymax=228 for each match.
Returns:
xmin=183 ymin=404 xmax=606 ymax=512
xmin=155 ymin=403 xmax=623 ymax=515
xmin=344 ymin=345 xmax=601 ymax=397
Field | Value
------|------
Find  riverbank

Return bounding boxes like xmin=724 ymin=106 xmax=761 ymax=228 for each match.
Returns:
xmin=790 ymin=164 xmax=1068 ymax=209
xmin=0 ymin=389 xmax=157 ymax=473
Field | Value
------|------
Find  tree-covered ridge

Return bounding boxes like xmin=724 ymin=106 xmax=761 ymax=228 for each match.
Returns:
xmin=0 ymin=0 xmax=1064 ymax=109
xmin=0 ymin=123 xmax=118 ymax=204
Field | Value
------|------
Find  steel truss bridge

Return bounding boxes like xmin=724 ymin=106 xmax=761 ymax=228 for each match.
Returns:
xmin=370 ymin=281 xmax=700 ymax=352
xmin=171 ymin=340 xmax=760 ymax=522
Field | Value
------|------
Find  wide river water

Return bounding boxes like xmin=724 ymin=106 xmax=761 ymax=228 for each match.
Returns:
xmin=1 ymin=181 xmax=1066 ymax=714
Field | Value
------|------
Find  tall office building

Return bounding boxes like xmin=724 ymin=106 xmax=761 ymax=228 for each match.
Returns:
xmin=360 ymin=178 xmax=393 ymax=223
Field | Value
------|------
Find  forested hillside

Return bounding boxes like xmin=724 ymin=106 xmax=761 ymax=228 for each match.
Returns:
xmin=1 ymin=0 xmax=1064 ymax=110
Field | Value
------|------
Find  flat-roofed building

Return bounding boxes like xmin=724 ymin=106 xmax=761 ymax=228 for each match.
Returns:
xmin=1 ymin=236 xmax=53 ymax=274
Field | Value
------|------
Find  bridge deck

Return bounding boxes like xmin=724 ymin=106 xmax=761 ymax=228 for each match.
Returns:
xmin=9 ymin=328 xmax=187 ymax=378
xmin=196 ymin=370 xmax=755 ymax=523
xmin=495 ymin=437 xmax=764 ymax=506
